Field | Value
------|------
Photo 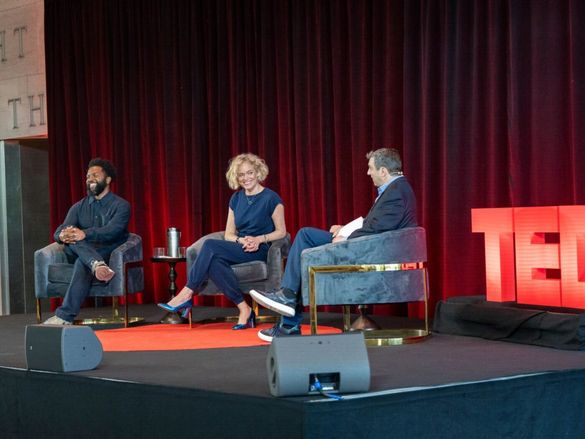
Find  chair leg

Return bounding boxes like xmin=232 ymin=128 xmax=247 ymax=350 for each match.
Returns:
xmin=122 ymin=259 xmax=145 ymax=328
xmin=125 ymin=294 xmax=129 ymax=328
xmin=36 ymin=298 xmax=42 ymax=323
xmin=343 ymin=305 xmax=351 ymax=331
xmin=248 ymin=298 xmax=277 ymax=325
xmin=423 ymin=267 xmax=430 ymax=334
xmin=112 ymin=297 xmax=119 ymax=319
xmin=123 ymin=260 xmax=132 ymax=328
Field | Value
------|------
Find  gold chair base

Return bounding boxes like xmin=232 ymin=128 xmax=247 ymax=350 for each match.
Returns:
xmin=195 ymin=315 xmax=277 ymax=325
xmin=363 ymin=329 xmax=431 ymax=346
xmin=74 ymin=316 xmax=145 ymax=328
xmin=350 ymin=314 xmax=381 ymax=331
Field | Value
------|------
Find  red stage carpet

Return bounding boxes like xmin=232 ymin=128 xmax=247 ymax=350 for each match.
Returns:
xmin=95 ymin=323 xmax=341 ymax=351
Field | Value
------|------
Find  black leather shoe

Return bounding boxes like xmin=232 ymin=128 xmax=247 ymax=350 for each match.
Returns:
xmin=249 ymin=288 xmax=297 ymax=317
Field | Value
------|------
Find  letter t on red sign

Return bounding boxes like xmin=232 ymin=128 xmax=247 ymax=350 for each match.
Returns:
xmin=471 ymin=208 xmax=516 ymax=302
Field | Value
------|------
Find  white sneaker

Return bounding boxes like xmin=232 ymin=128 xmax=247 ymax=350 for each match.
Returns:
xmin=249 ymin=289 xmax=297 ymax=317
xmin=43 ymin=315 xmax=72 ymax=325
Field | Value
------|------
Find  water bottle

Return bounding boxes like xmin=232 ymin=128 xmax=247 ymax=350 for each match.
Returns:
xmin=167 ymin=227 xmax=181 ymax=257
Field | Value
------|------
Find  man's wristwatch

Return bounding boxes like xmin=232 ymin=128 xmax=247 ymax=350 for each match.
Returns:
xmin=236 ymin=237 xmax=240 ymax=244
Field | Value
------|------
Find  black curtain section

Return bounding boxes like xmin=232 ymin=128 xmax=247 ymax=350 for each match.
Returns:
xmin=45 ymin=0 xmax=585 ymax=315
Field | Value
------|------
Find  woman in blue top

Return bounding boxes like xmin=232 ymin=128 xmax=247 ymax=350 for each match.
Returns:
xmin=158 ymin=153 xmax=286 ymax=329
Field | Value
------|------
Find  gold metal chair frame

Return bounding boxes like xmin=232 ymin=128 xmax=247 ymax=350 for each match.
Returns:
xmin=36 ymin=260 xmax=144 ymax=328
xmin=308 ymin=262 xmax=430 ymax=346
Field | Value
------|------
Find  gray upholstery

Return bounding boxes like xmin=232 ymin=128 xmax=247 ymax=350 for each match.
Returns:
xmin=34 ymin=233 xmax=144 ymax=300
xmin=186 ymin=231 xmax=290 ymax=294
xmin=300 ymin=227 xmax=428 ymax=306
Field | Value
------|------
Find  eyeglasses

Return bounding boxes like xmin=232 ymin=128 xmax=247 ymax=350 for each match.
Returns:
xmin=237 ymin=170 xmax=256 ymax=179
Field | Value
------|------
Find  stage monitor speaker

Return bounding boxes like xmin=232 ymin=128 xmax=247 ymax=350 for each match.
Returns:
xmin=25 ymin=325 xmax=103 ymax=372
xmin=267 ymin=332 xmax=370 ymax=397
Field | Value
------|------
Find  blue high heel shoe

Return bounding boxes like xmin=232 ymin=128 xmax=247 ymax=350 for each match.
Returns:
xmin=232 ymin=310 xmax=256 ymax=330
xmin=157 ymin=299 xmax=193 ymax=317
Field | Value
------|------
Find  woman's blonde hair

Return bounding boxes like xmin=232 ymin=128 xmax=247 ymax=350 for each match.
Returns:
xmin=225 ymin=153 xmax=269 ymax=190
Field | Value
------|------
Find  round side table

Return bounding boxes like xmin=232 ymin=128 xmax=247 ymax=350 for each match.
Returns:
xmin=151 ymin=255 xmax=187 ymax=324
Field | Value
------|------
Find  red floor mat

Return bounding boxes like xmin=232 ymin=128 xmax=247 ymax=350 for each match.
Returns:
xmin=96 ymin=323 xmax=342 ymax=351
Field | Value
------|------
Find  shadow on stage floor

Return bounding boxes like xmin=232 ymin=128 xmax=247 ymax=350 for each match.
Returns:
xmin=2 ymin=304 xmax=585 ymax=438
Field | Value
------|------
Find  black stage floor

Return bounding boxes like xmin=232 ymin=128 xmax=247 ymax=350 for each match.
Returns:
xmin=2 ymin=304 xmax=585 ymax=438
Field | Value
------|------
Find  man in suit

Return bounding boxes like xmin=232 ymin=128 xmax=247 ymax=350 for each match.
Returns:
xmin=250 ymin=147 xmax=418 ymax=341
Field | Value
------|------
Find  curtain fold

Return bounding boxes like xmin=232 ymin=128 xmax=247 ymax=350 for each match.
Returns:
xmin=45 ymin=0 xmax=585 ymax=315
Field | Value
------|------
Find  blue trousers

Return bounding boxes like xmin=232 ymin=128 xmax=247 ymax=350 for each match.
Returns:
xmin=55 ymin=241 xmax=115 ymax=322
xmin=281 ymin=227 xmax=332 ymax=327
xmin=186 ymin=239 xmax=269 ymax=305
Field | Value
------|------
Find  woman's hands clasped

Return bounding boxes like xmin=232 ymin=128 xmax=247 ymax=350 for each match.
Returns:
xmin=240 ymin=236 xmax=263 ymax=252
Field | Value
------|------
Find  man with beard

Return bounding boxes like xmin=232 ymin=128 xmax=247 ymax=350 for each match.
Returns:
xmin=43 ymin=158 xmax=130 ymax=325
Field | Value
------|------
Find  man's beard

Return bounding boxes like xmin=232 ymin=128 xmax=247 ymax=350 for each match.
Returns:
xmin=87 ymin=179 xmax=108 ymax=196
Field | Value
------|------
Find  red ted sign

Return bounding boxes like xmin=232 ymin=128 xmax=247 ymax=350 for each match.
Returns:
xmin=472 ymin=206 xmax=585 ymax=309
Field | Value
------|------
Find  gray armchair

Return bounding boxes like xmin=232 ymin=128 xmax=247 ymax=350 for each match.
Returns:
xmin=34 ymin=233 xmax=144 ymax=327
xmin=186 ymin=231 xmax=290 ymax=320
xmin=300 ymin=226 xmax=429 ymax=344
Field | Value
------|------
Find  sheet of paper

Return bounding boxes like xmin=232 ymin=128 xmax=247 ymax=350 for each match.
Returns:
xmin=337 ymin=216 xmax=364 ymax=238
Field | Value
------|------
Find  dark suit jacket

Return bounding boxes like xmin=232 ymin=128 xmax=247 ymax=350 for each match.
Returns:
xmin=348 ymin=176 xmax=418 ymax=239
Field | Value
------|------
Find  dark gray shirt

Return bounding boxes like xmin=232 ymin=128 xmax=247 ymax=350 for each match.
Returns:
xmin=54 ymin=191 xmax=130 ymax=248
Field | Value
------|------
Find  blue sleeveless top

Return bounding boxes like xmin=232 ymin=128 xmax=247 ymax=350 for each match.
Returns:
xmin=229 ymin=188 xmax=283 ymax=237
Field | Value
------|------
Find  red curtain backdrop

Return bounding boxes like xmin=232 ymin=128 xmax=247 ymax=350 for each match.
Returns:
xmin=44 ymin=0 xmax=585 ymax=315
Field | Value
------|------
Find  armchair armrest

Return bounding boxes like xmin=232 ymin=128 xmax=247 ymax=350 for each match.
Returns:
xmin=300 ymin=227 xmax=427 ymax=306
xmin=186 ymin=231 xmax=225 ymax=268
xmin=265 ymin=234 xmax=291 ymax=286
xmin=301 ymin=227 xmax=427 ymax=267
xmin=108 ymin=233 xmax=144 ymax=294
xmin=109 ymin=233 xmax=143 ymax=267
xmin=268 ymin=235 xmax=291 ymax=258
xmin=34 ymin=242 xmax=67 ymax=299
